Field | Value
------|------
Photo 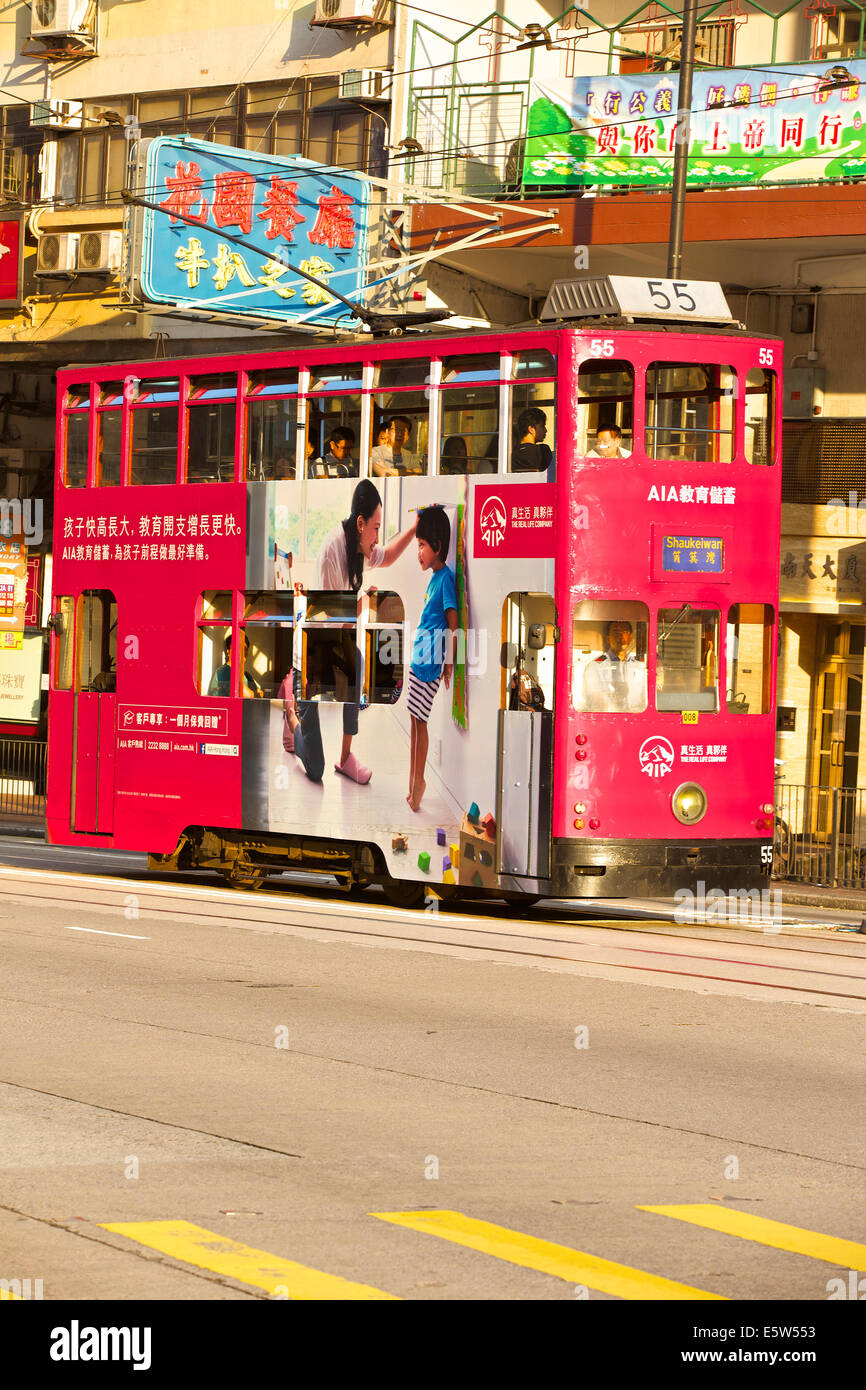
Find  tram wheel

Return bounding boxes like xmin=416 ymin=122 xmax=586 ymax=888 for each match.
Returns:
xmin=381 ymin=877 xmax=427 ymax=909
xmin=220 ymin=866 xmax=267 ymax=891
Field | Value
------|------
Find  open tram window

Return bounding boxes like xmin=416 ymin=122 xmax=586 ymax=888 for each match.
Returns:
xmin=726 ymin=604 xmax=773 ymax=713
xmin=502 ymin=592 xmax=557 ymax=711
xmin=509 ymin=350 xmax=556 ymax=474
xmin=657 ymin=605 xmax=719 ymax=711
xmin=186 ymin=374 xmax=237 ymax=484
xmin=95 ymin=383 xmax=123 ymax=488
xmin=63 ymin=384 xmax=91 ymax=488
xmin=372 ymin=358 xmax=431 ymax=478
xmin=78 ymin=590 xmax=117 ymax=693
xmin=245 ymin=369 xmax=299 ymax=481
xmin=198 ymin=591 xmax=233 ymax=697
xmin=645 ymin=363 xmax=734 ymax=462
xmin=130 ymin=377 xmax=180 ymax=486
xmin=744 ymin=368 xmax=776 ymax=467
xmin=572 ymin=601 xmax=648 ymax=712
xmin=241 ymin=590 xmax=295 ymax=700
xmin=440 ymin=354 xmax=499 ymax=475
xmin=576 ymin=362 xmax=634 ymax=458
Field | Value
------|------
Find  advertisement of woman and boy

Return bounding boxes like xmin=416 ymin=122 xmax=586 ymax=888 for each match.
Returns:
xmin=244 ymin=473 xmax=552 ymax=884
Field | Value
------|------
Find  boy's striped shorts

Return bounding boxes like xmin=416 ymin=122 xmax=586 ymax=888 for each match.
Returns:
xmin=406 ymin=670 xmax=441 ymax=724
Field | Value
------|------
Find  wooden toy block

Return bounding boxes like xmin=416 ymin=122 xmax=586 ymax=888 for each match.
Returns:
xmin=458 ymin=812 xmax=497 ymax=888
xmin=450 ymin=843 xmax=460 ymax=869
xmin=442 ymin=856 xmax=451 ymax=873
xmin=481 ymin=812 xmax=497 ymax=840
xmin=468 ymin=801 xmax=480 ymax=824
xmin=436 ymin=828 xmax=447 ymax=846
xmin=443 ymin=868 xmax=456 ymax=885
xmin=418 ymin=851 xmax=431 ymax=873
xmin=392 ymin=834 xmax=408 ymax=853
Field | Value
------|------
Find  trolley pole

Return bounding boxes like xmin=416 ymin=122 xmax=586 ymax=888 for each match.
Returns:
xmin=667 ymin=0 xmax=699 ymax=279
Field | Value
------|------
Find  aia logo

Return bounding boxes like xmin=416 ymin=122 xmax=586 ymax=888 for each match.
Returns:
xmin=639 ymin=736 xmax=675 ymax=779
xmin=479 ymin=495 xmax=507 ymax=549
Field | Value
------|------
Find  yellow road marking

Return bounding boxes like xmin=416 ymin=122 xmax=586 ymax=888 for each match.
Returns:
xmin=640 ymin=1205 xmax=866 ymax=1269
xmin=372 ymin=1209 xmax=723 ymax=1300
xmin=101 ymin=1220 xmax=397 ymax=1300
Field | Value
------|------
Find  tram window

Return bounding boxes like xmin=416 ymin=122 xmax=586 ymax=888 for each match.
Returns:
xmin=645 ymin=364 xmax=734 ymax=462
xmin=440 ymin=387 xmax=498 ymax=474
xmin=186 ymin=375 xmax=237 ymax=484
xmin=243 ymin=590 xmax=295 ymax=701
xmin=308 ymin=364 xmax=364 ymax=393
xmin=441 ymin=354 xmax=500 ymax=384
xmin=202 ymin=591 xmax=232 ymax=621
xmin=307 ymin=395 xmax=362 ymax=478
xmin=64 ymin=384 xmax=91 ymax=488
xmin=199 ymin=592 xmax=233 ymax=696
xmin=502 ymin=592 xmax=557 ymax=712
xmin=130 ymin=378 xmax=180 ymax=486
xmin=572 ymin=601 xmax=648 ymax=712
xmin=246 ymin=369 xmax=298 ymax=481
xmin=375 ymin=359 xmax=432 ymax=390
xmin=510 ymin=392 xmax=555 ymax=473
xmin=96 ymin=382 xmax=123 ymax=488
xmin=364 ymin=591 xmax=405 ymax=704
xmin=511 ymin=349 xmax=556 ymax=379
xmin=657 ymin=606 xmax=719 ymax=711
xmin=577 ymin=362 xmax=634 ymax=458
xmin=745 ymin=369 xmax=776 ymax=467
xmin=726 ymin=604 xmax=773 ymax=714
xmin=301 ymin=592 xmax=359 ymax=703
xmin=53 ymin=595 xmax=76 ymax=691
xmin=371 ymin=399 xmax=427 ymax=477
xmin=78 ymin=590 xmax=117 ymax=693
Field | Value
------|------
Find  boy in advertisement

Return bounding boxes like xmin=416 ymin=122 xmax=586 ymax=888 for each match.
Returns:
xmin=407 ymin=505 xmax=458 ymax=812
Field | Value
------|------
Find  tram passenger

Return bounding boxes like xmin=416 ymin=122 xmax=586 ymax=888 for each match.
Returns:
xmin=371 ymin=415 xmax=421 ymax=476
xmin=582 ymin=621 xmax=645 ymax=712
xmin=440 ymin=435 xmax=468 ymax=474
xmin=285 ymin=479 xmax=417 ymax=784
xmin=208 ymin=635 xmax=262 ymax=698
xmin=587 ymin=425 xmax=631 ymax=458
xmin=310 ymin=426 xmax=357 ymax=479
xmin=512 ymin=407 xmax=552 ymax=472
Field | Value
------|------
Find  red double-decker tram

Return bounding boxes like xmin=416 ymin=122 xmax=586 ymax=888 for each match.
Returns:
xmin=45 ymin=277 xmax=781 ymax=904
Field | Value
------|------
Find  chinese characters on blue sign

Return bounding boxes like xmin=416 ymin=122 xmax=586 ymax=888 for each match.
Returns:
xmin=663 ymin=535 xmax=724 ymax=573
xmin=139 ymin=136 xmax=372 ymax=324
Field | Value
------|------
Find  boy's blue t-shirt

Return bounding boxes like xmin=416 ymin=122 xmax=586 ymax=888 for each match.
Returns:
xmin=410 ymin=564 xmax=458 ymax=682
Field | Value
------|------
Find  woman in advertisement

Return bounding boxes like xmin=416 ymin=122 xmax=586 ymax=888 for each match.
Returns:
xmin=283 ymin=479 xmax=416 ymax=784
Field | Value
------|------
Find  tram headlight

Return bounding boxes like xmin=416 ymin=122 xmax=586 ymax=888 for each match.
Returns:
xmin=671 ymin=782 xmax=708 ymax=826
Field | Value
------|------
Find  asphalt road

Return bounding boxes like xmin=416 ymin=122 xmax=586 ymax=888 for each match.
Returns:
xmin=1 ymin=838 xmax=865 ymax=1305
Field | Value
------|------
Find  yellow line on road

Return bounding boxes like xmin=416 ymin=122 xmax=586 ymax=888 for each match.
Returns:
xmin=101 ymin=1220 xmax=397 ymax=1300
xmin=639 ymin=1205 xmax=866 ymax=1269
xmin=372 ymin=1209 xmax=723 ymax=1300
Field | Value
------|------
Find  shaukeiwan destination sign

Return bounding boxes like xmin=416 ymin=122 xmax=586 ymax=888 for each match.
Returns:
xmin=137 ymin=135 xmax=372 ymax=325
xmin=524 ymin=58 xmax=866 ymax=190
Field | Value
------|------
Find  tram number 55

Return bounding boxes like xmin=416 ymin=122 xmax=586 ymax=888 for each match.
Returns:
xmin=646 ymin=280 xmax=697 ymax=313
xmin=589 ymin=338 xmax=616 ymax=357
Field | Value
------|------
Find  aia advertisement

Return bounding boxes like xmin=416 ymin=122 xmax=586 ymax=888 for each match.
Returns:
xmin=0 ymin=218 xmax=22 ymax=306
xmin=473 ymin=483 xmax=558 ymax=559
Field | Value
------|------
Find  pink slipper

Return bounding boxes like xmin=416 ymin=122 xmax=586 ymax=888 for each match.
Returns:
xmin=335 ymin=751 xmax=372 ymax=784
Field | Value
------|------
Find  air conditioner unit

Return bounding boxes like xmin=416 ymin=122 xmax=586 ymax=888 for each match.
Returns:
xmin=30 ymin=99 xmax=84 ymax=130
xmin=311 ymin=0 xmax=382 ymax=27
xmin=36 ymin=231 xmax=79 ymax=275
xmin=339 ymin=70 xmax=391 ymax=102
xmin=30 ymin=0 xmax=93 ymax=40
xmin=77 ymin=229 xmax=121 ymax=273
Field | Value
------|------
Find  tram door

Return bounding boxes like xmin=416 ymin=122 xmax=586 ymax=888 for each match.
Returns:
xmin=72 ymin=590 xmax=117 ymax=834
xmin=496 ymin=593 xmax=556 ymax=879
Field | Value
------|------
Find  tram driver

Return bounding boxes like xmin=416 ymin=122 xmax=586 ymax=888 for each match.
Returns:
xmin=582 ymin=620 xmax=646 ymax=712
